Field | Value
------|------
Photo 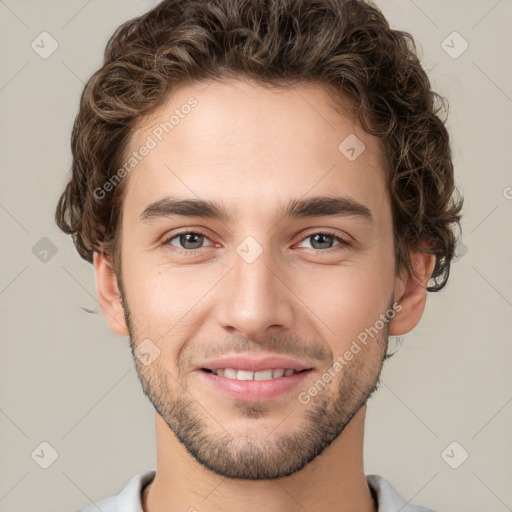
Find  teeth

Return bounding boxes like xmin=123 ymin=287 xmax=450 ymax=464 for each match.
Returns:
xmin=236 ymin=370 xmax=254 ymax=381
xmin=211 ymin=368 xmax=302 ymax=381
xmin=254 ymin=369 xmax=273 ymax=380
xmin=223 ymin=368 xmax=237 ymax=379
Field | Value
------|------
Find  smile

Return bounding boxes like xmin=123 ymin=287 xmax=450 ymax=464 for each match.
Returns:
xmin=199 ymin=368 xmax=313 ymax=401
xmin=203 ymin=368 xmax=307 ymax=381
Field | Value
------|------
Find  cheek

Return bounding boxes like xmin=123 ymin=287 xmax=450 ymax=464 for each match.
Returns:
xmin=294 ymin=257 xmax=395 ymax=352
xmin=121 ymin=258 xmax=218 ymax=345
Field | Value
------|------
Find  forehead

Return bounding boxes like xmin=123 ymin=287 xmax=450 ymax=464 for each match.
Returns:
xmin=122 ymin=78 xmax=388 ymax=222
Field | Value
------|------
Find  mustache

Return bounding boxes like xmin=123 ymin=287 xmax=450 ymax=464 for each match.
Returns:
xmin=180 ymin=333 xmax=331 ymax=365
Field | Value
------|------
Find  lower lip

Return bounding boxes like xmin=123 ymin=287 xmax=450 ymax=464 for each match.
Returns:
xmin=198 ymin=369 xmax=313 ymax=402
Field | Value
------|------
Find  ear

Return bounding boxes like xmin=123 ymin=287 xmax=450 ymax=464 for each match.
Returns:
xmin=389 ymin=251 xmax=436 ymax=336
xmin=93 ymin=251 xmax=129 ymax=337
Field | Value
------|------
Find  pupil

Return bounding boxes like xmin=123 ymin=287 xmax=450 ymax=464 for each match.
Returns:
xmin=181 ymin=233 xmax=203 ymax=249
xmin=312 ymin=233 xmax=332 ymax=249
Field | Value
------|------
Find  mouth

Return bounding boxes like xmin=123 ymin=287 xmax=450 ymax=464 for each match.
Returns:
xmin=201 ymin=367 xmax=310 ymax=380
xmin=198 ymin=366 xmax=314 ymax=402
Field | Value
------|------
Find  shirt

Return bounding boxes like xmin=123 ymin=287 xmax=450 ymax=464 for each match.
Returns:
xmin=75 ymin=470 xmax=437 ymax=512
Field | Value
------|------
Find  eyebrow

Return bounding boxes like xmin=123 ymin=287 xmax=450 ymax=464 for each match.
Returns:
xmin=139 ymin=195 xmax=373 ymax=224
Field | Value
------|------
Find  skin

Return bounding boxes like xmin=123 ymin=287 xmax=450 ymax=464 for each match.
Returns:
xmin=94 ymin=78 xmax=435 ymax=512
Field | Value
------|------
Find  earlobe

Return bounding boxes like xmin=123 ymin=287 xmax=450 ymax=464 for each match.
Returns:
xmin=93 ymin=251 xmax=129 ymax=337
xmin=389 ymin=251 xmax=436 ymax=336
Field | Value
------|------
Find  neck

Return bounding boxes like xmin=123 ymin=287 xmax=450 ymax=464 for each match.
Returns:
xmin=143 ymin=406 xmax=377 ymax=512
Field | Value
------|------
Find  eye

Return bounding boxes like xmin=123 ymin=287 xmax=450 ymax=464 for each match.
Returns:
xmin=296 ymin=231 xmax=350 ymax=251
xmin=162 ymin=229 xmax=351 ymax=255
xmin=163 ymin=230 xmax=214 ymax=253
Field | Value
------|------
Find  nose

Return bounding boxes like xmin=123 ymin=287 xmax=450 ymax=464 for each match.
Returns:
xmin=215 ymin=245 xmax=294 ymax=340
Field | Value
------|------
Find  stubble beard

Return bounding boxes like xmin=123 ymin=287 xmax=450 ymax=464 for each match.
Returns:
xmin=118 ymin=276 xmax=390 ymax=480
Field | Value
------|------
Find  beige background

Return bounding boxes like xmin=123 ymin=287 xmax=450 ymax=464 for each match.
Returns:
xmin=1 ymin=0 xmax=511 ymax=511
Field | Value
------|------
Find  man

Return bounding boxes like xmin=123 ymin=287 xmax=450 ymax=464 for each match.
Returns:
xmin=56 ymin=0 xmax=463 ymax=510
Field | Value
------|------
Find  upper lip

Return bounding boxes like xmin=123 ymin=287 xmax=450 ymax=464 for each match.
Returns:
xmin=197 ymin=354 xmax=314 ymax=372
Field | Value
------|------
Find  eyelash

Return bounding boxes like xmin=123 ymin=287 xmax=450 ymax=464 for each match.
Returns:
xmin=162 ymin=229 xmax=351 ymax=255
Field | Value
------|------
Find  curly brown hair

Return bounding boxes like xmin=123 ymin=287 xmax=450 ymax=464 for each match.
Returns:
xmin=55 ymin=0 xmax=463 ymax=292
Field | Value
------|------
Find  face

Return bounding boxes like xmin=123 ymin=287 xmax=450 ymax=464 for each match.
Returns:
xmin=105 ymin=79 xmax=405 ymax=480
